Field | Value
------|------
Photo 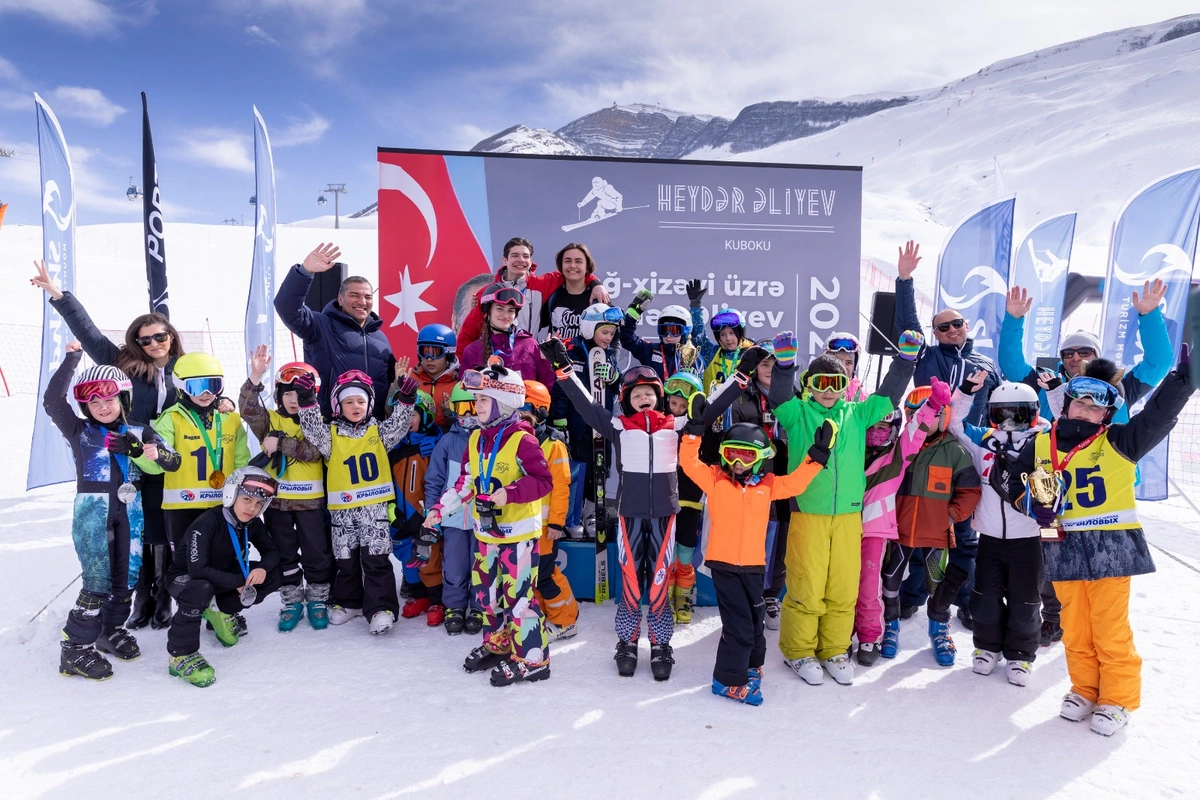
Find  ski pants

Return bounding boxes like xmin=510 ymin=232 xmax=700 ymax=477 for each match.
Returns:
xmin=779 ymin=512 xmax=861 ymax=661
xmin=535 ymin=532 xmax=579 ymax=628
xmin=900 ymin=520 xmax=977 ymax=610
xmin=331 ymin=504 xmax=399 ymax=619
xmin=615 ymin=515 xmax=676 ymax=645
xmin=440 ymin=526 xmax=475 ymax=610
xmin=140 ymin=472 xmax=168 ymax=547
xmin=1040 ymin=578 xmax=1062 ymax=624
xmin=763 ymin=499 xmax=791 ymax=597
xmin=165 ymin=568 xmax=282 ymax=656
xmin=266 ymin=507 xmax=334 ymax=587
xmin=882 ymin=543 xmax=970 ymax=624
xmin=63 ymin=492 xmax=140 ymax=646
xmin=711 ymin=567 xmax=766 ymax=688
xmin=853 ymin=536 xmax=888 ymax=645
xmin=164 ymin=507 xmax=207 ymax=571
xmin=1055 ymin=576 xmax=1142 ymax=711
xmin=474 ymin=537 xmax=547 ymax=665
xmin=970 ymin=535 xmax=1043 ymax=662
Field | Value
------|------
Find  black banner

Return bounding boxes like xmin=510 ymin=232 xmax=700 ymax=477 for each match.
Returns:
xmin=142 ymin=92 xmax=169 ymax=317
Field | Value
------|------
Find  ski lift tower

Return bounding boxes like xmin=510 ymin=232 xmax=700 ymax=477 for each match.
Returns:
xmin=319 ymin=183 xmax=348 ymax=229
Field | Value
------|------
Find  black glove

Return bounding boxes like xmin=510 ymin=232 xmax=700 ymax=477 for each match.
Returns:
xmin=1032 ymin=504 xmax=1058 ymax=528
xmin=685 ymin=279 xmax=707 ymax=308
xmin=682 ymin=392 xmax=707 ymax=436
xmin=807 ymin=419 xmax=838 ymax=467
xmin=736 ymin=346 xmax=768 ymax=378
xmin=394 ymin=376 xmax=419 ymax=406
xmin=1035 ymin=367 xmax=1063 ymax=392
xmin=293 ymin=372 xmax=318 ymax=407
xmin=626 ymin=289 xmax=654 ymax=321
xmin=411 ymin=524 xmax=441 ymax=565
xmin=104 ymin=430 xmax=144 ymax=459
xmin=539 ymin=338 xmax=572 ymax=372
xmin=1178 ymin=342 xmax=1191 ymax=385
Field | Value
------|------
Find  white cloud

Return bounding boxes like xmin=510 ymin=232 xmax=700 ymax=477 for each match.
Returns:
xmin=0 ymin=55 xmax=21 ymax=82
xmin=449 ymin=123 xmax=491 ymax=150
xmin=0 ymin=136 xmax=141 ymax=219
xmin=177 ymin=128 xmax=255 ymax=173
xmin=245 ymin=24 xmax=277 ymax=45
xmin=272 ymin=108 xmax=330 ymax=146
xmin=0 ymin=0 xmax=120 ymax=34
xmin=49 ymin=86 xmax=128 ymax=126
xmin=222 ymin=0 xmax=372 ymax=63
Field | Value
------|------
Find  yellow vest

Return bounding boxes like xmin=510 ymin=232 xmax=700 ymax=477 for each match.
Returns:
xmin=266 ymin=410 xmax=324 ymax=501
xmin=162 ymin=408 xmax=242 ymax=509
xmin=326 ymin=424 xmax=395 ymax=509
xmin=1034 ymin=429 xmax=1139 ymax=531
xmin=467 ymin=427 xmax=542 ymax=544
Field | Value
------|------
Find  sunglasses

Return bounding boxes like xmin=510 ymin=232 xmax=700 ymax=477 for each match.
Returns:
xmin=658 ymin=323 xmax=685 ymax=337
xmin=1065 ymin=376 xmax=1124 ymax=409
xmin=1060 ymin=347 xmax=1096 ymax=359
xmin=181 ymin=376 xmax=223 ymax=398
xmin=135 ymin=332 xmax=171 ymax=346
xmin=719 ymin=443 xmax=770 ymax=468
xmin=418 ymin=344 xmax=449 ymax=360
xmin=935 ymin=319 xmax=966 ymax=333
xmin=826 ymin=337 xmax=859 ymax=353
xmin=806 ymin=373 xmax=848 ymax=393
xmin=73 ymin=379 xmax=126 ymax=404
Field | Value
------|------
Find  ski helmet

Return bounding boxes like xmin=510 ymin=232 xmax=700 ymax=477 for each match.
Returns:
xmin=824 ymin=331 xmax=861 ymax=370
xmin=710 ymin=308 xmax=746 ymax=341
xmin=719 ymin=422 xmax=775 ymax=477
xmin=173 ymin=352 xmax=224 ymax=399
xmin=401 ymin=389 xmax=437 ymax=433
xmin=461 ymin=359 xmax=526 ymax=426
xmin=331 ymin=369 xmax=375 ymax=418
xmin=865 ymin=409 xmax=902 ymax=449
xmin=619 ymin=365 xmax=664 ymax=415
xmin=274 ymin=361 xmax=320 ymax=408
xmin=657 ymin=304 xmax=692 ymax=339
xmin=664 ymin=372 xmax=704 ymax=399
xmin=221 ymin=466 xmax=278 ymax=514
xmin=480 ymin=283 xmax=525 ymax=311
xmin=73 ymin=364 xmax=133 ymax=419
xmin=987 ymin=381 xmax=1040 ymax=430
xmin=520 ymin=379 xmax=552 ymax=423
xmin=417 ymin=323 xmax=456 ymax=361
xmin=579 ymin=303 xmax=623 ymax=340
xmin=449 ymin=381 xmax=480 ymax=428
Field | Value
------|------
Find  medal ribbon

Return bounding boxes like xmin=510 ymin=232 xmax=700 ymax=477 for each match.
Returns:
xmin=476 ymin=424 xmax=510 ymax=496
xmin=226 ymin=522 xmax=250 ymax=582
xmin=1048 ymin=424 xmax=1104 ymax=473
xmin=112 ymin=423 xmax=131 ymax=484
xmin=186 ymin=407 xmax=223 ymax=476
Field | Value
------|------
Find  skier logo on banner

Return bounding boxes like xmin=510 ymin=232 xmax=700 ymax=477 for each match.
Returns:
xmin=1029 ymin=240 xmax=1069 ymax=285
xmin=564 ymin=176 xmax=649 ymax=232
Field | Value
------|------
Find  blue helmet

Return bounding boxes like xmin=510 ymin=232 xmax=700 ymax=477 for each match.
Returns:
xmin=417 ymin=323 xmax=455 ymax=349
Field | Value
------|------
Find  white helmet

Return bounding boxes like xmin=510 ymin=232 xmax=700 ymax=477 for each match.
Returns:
xmin=987 ymin=381 xmax=1040 ymax=430
xmin=579 ymin=302 xmax=622 ymax=340
xmin=221 ymin=466 xmax=279 ymax=515
xmin=658 ymin=304 xmax=692 ymax=337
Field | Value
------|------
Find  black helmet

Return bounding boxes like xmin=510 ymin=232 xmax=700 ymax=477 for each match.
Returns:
xmin=619 ymin=365 xmax=663 ymax=415
xmin=719 ymin=422 xmax=775 ymax=477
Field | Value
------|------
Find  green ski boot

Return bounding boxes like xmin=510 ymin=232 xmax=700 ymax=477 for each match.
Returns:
xmin=169 ymin=651 xmax=215 ymax=687
xmin=202 ymin=606 xmax=240 ymax=647
xmin=306 ymin=583 xmax=330 ymax=631
xmin=278 ymin=584 xmax=305 ymax=633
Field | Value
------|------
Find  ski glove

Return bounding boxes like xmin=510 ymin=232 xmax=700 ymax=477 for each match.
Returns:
xmin=539 ymin=338 xmax=573 ymax=373
xmin=1177 ymin=342 xmax=1192 ymax=386
xmin=683 ymin=393 xmax=708 ymax=436
xmin=593 ymin=361 xmax=617 ymax=385
xmin=625 ymin=289 xmax=654 ymax=321
xmin=393 ymin=376 xmax=419 ymax=406
xmin=105 ymin=430 xmax=144 ymax=459
xmin=772 ymin=331 xmax=798 ymax=368
xmin=735 ymin=346 xmax=768 ymax=380
xmin=292 ymin=372 xmax=318 ymax=407
xmin=896 ymin=330 xmax=925 ymax=361
xmin=1034 ymin=367 xmax=1062 ymax=393
xmin=685 ymin=279 xmax=707 ymax=308
xmin=408 ymin=524 xmax=441 ymax=567
xmin=807 ymin=419 xmax=838 ymax=467
xmin=928 ymin=377 xmax=952 ymax=411
xmin=1032 ymin=504 xmax=1058 ymax=528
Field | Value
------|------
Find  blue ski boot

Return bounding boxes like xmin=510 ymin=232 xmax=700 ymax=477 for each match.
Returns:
xmin=929 ymin=618 xmax=956 ymax=666
xmin=278 ymin=584 xmax=305 ymax=633
xmin=881 ymin=619 xmax=900 ymax=659
xmin=713 ymin=678 xmax=763 ymax=706
xmin=306 ymin=583 xmax=330 ymax=631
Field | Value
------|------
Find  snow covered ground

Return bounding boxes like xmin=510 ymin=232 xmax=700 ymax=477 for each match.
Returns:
xmin=0 ymin=390 xmax=1197 ymax=800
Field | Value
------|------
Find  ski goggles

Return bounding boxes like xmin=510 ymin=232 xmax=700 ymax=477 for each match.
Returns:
xmin=461 ymin=368 xmax=521 ymax=396
xmin=73 ymin=379 xmax=129 ymax=404
xmin=719 ymin=443 xmax=772 ymax=468
xmin=1059 ymin=347 xmax=1096 ymax=359
xmin=1065 ymin=376 xmax=1124 ymax=409
xmin=657 ymin=322 xmax=685 ymax=337
xmin=418 ymin=344 xmax=450 ymax=360
xmin=621 ymin=365 xmax=660 ymax=387
xmin=989 ymin=403 xmax=1037 ymax=428
xmin=180 ymin=376 xmax=223 ymax=398
xmin=935 ymin=318 xmax=966 ymax=333
xmin=711 ymin=311 xmax=742 ymax=330
xmin=664 ymin=376 xmax=701 ymax=398
xmin=481 ymin=286 xmax=525 ymax=308
xmin=806 ymin=373 xmax=848 ymax=393
xmin=134 ymin=331 xmax=172 ymax=347
xmin=825 ymin=337 xmax=859 ymax=353
xmin=237 ymin=475 xmax=278 ymax=500
xmin=450 ymin=397 xmax=477 ymax=416
xmin=905 ymin=385 xmax=932 ymax=411
xmin=277 ymin=365 xmax=317 ymax=386
xmin=592 ymin=307 xmax=624 ymax=326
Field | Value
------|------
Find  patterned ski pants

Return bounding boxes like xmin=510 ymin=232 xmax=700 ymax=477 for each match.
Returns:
xmin=473 ymin=538 xmax=547 ymax=665
xmin=616 ymin=515 xmax=676 ymax=645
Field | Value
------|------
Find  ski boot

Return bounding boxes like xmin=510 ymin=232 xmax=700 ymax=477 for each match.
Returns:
xmin=614 ymin=640 xmax=638 ymax=677
xmin=747 ymin=666 xmax=763 ymax=692
xmin=59 ymin=644 xmax=113 ymax=680
xmin=1060 ymin=691 xmax=1097 ymax=722
xmin=490 ymin=658 xmax=550 ymax=686
xmin=650 ymin=643 xmax=675 ymax=681
xmin=712 ymin=678 xmax=763 ymax=706
xmin=369 ymin=611 xmax=395 ymax=635
xmin=546 ymin=621 xmax=578 ymax=641
xmin=822 ymin=654 xmax=854 ymax=685
xmin=444 ymin=607 xmax=466 ymax=635
xmin=278 ymin=584 xmax=305 ymax=633
xmin=881 ymin=619 xmax=900 ymax=659
xmin=764 ymin=596 xmax=781 ymax=631
xmin=856 ymin=641 xmax=880 ymax=667
xmin=464 ymin=609 xmax=485 ymax=634
xmin=899 ymin=603 xmax=919 ymax=620
xmin=1090 ymin=705 xmax=1129 ymax=736
xmin=673 ymin=585 xmax=695 ymax=625
xmin=785 ymin=657 xmax=823 ymax=685
xmin=94 ymin=628 xmax=140 ymax=661
xmin=1040 ymin=619 xmax=1063 ymax=647
xmin=202 ymin=606 xmax=240 ymax=647
xmin=929 ymin=618 xmax=956 ymax=666
xmin=973 ymin=649 xmax=1000 ymax=676
xmin=956 ymin=605 xmax=974 ymax=631
xmin=126 ymin=554 xmax=156 ymax=631
xmin=329 ymin=605 xmax=363 ymax=625
xmin=426 ymin=604 xmax=446 ymax=627
xmin=169 ymin=651 xmax=215 ymax=688
xmin=233 ymin=613 xmax=249 ymax=637
xmin=464 ymin=643 xmax=507 ymax=674
xmin=306 ymin=583 xmax=330 ymax=630
xmin=402 ymin=597 xmax=431 ymax=619
xmin=1006 ymin=660 xmax=1032 ymax=687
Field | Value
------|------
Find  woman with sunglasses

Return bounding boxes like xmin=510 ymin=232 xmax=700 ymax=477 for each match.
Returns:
xmin=1011 ymin=346 xmax=1193 ymax=736
xmin=460 ymin=283 xmax=557 ymax=387
xmin=32 ymin=259 xmax=185 ymax=631
xmin=44 ymin=341 xmax=176 ymax=680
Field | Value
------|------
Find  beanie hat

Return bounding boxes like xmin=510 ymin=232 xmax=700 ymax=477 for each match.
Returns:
xmin=1059 ymin=330 xmax=1102 ymax=356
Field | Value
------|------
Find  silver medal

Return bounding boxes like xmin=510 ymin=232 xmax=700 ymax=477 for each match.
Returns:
xmin=117 ymin=482 xmax=137 ymax=504
xmin=240 ymin=584 xmax=257 ymax=607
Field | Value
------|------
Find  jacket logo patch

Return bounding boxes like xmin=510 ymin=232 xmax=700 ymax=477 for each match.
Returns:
xmin=926 ymin=465 xmax=953 ymax=494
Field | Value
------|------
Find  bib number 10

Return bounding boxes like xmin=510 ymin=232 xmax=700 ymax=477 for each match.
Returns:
xmin=1061 ymin=466 xmax=1107 ymax=511
xmin=342 ymin=453 xmax=380 ymax=485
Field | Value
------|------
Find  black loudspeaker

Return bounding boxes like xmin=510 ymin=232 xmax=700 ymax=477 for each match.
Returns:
xmin=1188 ymin=285 xmax=1200 ymax=386
xmin=304 ymin=261 xmax=348 ymax=315
xmin=866 ymin=291 xmax=899 ymax=356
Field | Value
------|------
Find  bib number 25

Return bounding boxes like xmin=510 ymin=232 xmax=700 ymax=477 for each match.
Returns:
xmin=1061 ymin=466 xmax=1107 ymax=511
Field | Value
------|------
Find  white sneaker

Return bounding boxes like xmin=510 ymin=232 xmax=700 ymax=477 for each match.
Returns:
xmin=328 ymin=606 xmax=363 ymax=626
xmin=368 ymin=610 xmax=395 ymax=635
xmin=1060 ymin=691 xmax=1097 ymax=722
xmin=785 ymin=656 xmax=824 ymax=686
xmin=764 ymin=597 xmax=781 ymax=631
xmin=546 ymin=621 xmax=578 ymax=641
xmin=972 ymin=649 xmax=1001 ymax=676
xmin=1090 ymin=704 xmax=1129 ymax=736
xmin=1005 ymin=660 xmax=1032 ymax=687
xmin=822 ymin=654 xmax=855 ymax=686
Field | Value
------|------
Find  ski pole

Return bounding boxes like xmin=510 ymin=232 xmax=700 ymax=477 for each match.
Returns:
xmin=26 ymin=572 xmax=81 ymax=625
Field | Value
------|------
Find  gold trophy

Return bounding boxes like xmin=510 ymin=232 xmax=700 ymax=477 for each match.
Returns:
xmin=1023 ymin=463 xmax=1064 ymax=541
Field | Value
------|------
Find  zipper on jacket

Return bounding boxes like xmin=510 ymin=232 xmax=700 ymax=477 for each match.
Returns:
xmin=646 ymin=414 xmax=654 ymax=516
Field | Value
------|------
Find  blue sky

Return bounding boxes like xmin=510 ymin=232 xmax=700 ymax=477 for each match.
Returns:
xmin=1 ymin=0 xmax=1197 ymax=226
